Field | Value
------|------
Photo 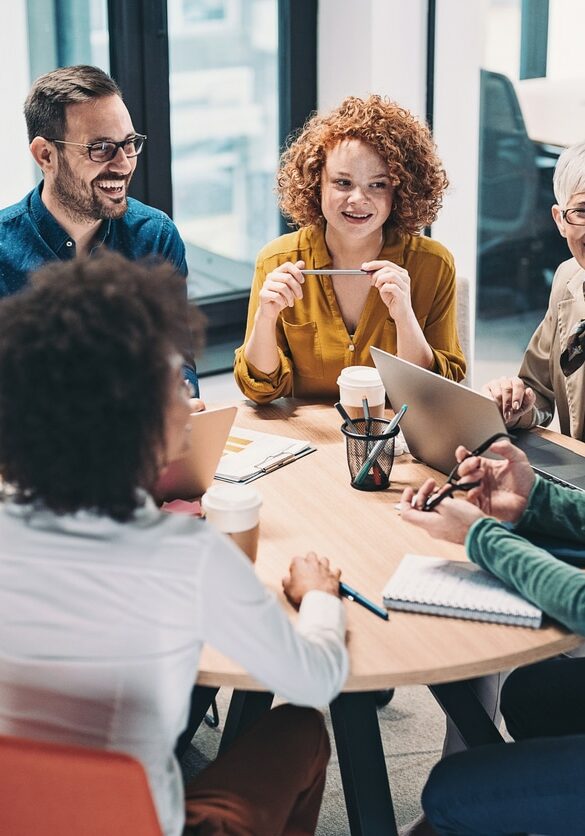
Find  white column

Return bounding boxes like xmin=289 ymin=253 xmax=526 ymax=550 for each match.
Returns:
xmin=0 ymin=2 xmax=34 ymax=208
xmin=431 ymin=0 xmax=485 ymax=354
xmin=318 ymin=0 xmax=428 ymax=119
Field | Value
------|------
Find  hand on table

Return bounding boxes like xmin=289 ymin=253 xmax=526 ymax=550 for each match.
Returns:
xmin=400 ymin=482 xmax=487 ymax=544
xmin=363 ymin=259 xmax=413 ymax=322
xmin=283 ymin=551 xmax=341 ymax=608
xmin=257 ymin=260 xmax=305 ymax=321
xmin=482 ymin=376 xmax=535 ymax=424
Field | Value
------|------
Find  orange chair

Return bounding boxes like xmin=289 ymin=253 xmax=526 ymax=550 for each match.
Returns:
xmin=0 ymin=735 xmax=163 ymax=835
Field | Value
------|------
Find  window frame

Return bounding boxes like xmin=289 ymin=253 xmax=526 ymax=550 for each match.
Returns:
xmin=107 ymin=0 xmax=318 ymax=375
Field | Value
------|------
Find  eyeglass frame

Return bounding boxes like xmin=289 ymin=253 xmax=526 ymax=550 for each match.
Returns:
xmin=44 ymin=133 xmax=147 ymax=163
xmin=422 ymin=432 xmax=514 ymax=512
xmin=561 ymin=208 xmax=585 ymax=226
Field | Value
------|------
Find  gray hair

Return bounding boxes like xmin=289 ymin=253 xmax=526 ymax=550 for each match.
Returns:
xmin=553 ymin=141 xmax=585 ymax=207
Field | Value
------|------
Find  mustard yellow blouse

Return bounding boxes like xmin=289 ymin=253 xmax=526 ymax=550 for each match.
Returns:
xmin=234 ymin=225 xmax=465 ymax=404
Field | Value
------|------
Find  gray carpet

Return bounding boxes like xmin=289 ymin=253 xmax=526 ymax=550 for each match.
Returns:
xmin=180 ymin=685 xmax=446 ymax=834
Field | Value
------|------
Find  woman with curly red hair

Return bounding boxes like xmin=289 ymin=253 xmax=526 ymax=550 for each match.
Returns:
xmin=234 ymin=94 xmax=465 ymax=404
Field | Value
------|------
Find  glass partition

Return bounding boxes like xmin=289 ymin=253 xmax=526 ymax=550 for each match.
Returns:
xmin=167 ymin=0 xmax=280 ymax=302
xmin=475 ymin=0 xmax=582 ymax=378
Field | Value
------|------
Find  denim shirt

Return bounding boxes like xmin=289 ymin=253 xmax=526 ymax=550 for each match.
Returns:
xmin=0 ymin=184 xmax=199 ymax=395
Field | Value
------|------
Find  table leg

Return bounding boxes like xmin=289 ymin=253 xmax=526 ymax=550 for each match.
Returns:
xmin=429 ymin=681 xmax=505 ymax=748
xmin=175 ymin=685 xmax=220 ymax=759
xmin=218 ymin=690 xmax=274 ymax=756
xmin=330 ymin=691 xmax=398 ymax=836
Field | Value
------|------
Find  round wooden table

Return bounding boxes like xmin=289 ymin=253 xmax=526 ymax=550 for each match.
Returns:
xmin=194 ymin=400 xmax=582 ymax=836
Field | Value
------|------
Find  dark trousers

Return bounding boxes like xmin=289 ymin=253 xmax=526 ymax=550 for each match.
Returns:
xmin=183 ymin=704 xmax=330 ymax=836
xmin=422 ymin=656 xmax=585 ymax=835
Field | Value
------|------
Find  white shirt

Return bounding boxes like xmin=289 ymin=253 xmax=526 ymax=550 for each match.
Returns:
xmin=0 ymin=496 xmax=348 ymax=836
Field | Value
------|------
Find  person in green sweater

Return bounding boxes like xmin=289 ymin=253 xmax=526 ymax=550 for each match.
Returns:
xmin=400 ymin=437 xmax=585 ymax=834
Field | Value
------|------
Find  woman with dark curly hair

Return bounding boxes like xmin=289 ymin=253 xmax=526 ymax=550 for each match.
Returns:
xmin=0 ymin=252 xmax=348 ymax=836
xmin=234 ymin=94 xmax=465 ymax=404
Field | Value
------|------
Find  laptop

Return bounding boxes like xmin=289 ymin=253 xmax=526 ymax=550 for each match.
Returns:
xmin=153 ymin=405 xmax=237 ymax=502
xmin=371 ymin=346 xmax=585 ymax=490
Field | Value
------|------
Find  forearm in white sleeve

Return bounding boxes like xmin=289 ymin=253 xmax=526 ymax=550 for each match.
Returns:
xmin=197 ymin=530 xmax=349 ymax=706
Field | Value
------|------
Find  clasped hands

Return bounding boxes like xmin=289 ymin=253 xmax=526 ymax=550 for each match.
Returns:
xmin=400 ymin=438 xmax=536 ymax=545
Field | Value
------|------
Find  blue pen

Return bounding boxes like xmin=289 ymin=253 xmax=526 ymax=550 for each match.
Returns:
xmin=339 ymin=581 xmax=389 ymax=621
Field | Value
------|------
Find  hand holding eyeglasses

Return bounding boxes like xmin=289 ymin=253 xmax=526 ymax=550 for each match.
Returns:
xmin=420 ymin=433 xmax=513 ymax=512
xmin=400 ymin=483 xmax=486 ymax=545
xmin=403 ymin=433 xmax=534 ymax=525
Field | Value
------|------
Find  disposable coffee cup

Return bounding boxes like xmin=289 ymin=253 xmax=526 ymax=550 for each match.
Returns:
xmin=337 ymin=366 xmax=386 ymax=421
xmin=201 ymin=483 xmax=262 ymax=563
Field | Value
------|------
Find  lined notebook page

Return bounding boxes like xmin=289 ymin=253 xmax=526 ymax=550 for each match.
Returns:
xmin=382 ymin=554 xmax=542 ymax=628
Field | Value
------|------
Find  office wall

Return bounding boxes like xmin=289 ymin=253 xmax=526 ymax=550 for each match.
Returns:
xmin=1 ymin=4 xmax=34 ymax=207
xmin=318 ymin=0 xmax=428 ymax=119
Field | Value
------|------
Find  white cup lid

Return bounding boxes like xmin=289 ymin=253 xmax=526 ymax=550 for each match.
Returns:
xmin=202 ymin=483 xmax=262 ymax=512
xmin=336 ymin=366 xmax=383 ymax=390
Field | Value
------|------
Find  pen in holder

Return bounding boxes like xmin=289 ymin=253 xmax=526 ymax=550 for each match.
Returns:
xmin=340 ymin=418 xmax=399 ymax=491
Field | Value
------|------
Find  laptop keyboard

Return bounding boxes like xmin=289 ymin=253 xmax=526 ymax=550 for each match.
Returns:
xmin=533 ymin=467 xmax=585 ymax=492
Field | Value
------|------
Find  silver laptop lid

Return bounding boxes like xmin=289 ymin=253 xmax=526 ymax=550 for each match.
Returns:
xmin=371 ymin=346 xmax=507 ymax=474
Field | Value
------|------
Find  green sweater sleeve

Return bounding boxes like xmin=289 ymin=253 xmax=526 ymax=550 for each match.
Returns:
xmin=466 ymin=517 xmax=585 ymax=636
xmin=515 ymin=475 xmax=585 ymax=544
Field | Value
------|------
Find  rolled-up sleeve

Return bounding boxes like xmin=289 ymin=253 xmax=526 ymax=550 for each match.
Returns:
xmin=424 ymin=256 xmax=466 ymax=382
xmin=234 ymin=256 xmax=295 ymax=403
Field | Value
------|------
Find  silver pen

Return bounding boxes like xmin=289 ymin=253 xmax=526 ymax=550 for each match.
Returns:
xmin=300 ymin=269 xmax=369 ymax=275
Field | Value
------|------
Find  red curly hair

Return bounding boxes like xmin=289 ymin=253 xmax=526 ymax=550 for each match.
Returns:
xmin=277 ymin=94 xmax=449 ymax=236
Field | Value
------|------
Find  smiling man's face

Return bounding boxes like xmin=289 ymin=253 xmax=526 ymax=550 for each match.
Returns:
xmin=50 ymin=94 xmax=137 ymax=223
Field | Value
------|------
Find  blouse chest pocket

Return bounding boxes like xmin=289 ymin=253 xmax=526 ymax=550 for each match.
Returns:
xmin=282 ymin=319 xmax=324 ymax=379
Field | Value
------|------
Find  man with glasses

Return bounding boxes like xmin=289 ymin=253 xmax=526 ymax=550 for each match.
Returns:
xmin=0 ymin=64 xmax=201 ymax=402
xmin=483 ymin=140 xmax=585 ymax=440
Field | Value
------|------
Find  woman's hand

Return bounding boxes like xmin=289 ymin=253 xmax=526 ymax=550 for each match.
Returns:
xmin=482 ymin=376 xmax=536 ymax=424
xmin=257 ymin=260 xmax=305 ymax=322
xmin=400 ymin=485 xmax=486 ymax=544
xmin=453 ymin=438 xmax=535 ymax=523
xmin=363 ymin=259 xmax=414 ymax=322
xmin=283 ymin=551 xmax=342 ymax=608
xmin=189 ymin=397 xmax=205 ymax=413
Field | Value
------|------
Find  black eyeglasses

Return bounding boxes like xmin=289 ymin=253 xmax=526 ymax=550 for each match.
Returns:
xmin=422 ymin=432 xmax=514 ymax=512
xmin=46 ymin=134 xmax=147 ymax=163
xmin=561 ymin=208 xmax=585 ymax=226
xmin=561 ymin=318 xmax=585 ymax=377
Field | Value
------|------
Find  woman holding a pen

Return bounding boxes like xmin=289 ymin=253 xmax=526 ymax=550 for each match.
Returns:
xmin=234 ymin=94 xmax=465 ymax=404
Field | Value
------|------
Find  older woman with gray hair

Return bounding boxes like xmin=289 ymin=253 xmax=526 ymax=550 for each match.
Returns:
xmin=483 ymin=140 xmax=585 ymax=439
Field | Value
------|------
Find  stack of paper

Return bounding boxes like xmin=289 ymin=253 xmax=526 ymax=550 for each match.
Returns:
xmin=216 ymin=427 xmax=315 ymax=483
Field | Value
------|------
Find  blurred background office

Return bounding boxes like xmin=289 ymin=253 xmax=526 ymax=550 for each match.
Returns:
xmin=2 ymin=0 xmax=584 ymax=385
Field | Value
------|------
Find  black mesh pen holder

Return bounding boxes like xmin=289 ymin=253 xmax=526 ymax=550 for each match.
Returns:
xmin=340 ymin=418 xmax=398 ymax=491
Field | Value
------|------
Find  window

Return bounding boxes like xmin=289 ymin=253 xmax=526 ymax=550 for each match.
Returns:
xmin=168 ymin=0 xmax=280 ymax=303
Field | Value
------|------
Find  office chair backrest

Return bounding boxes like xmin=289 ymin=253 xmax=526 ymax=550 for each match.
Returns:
xmin=0 ymin=735 xmax=163 ymax=836
xmin=479 ymin=68 xmax=538 ymax=239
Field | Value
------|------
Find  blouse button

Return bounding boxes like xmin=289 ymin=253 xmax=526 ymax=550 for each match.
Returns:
xmin=348 ymin=344 xmax=355 ymax=352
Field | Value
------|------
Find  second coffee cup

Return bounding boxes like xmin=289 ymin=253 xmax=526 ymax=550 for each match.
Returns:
xmin=201 ymin=483 xmax=262 ymax=563
xmin=336 ymin=366 xmax=386 ymax=420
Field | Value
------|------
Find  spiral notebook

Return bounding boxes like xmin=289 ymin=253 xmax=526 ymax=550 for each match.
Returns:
xmin=382 ymin=554 xmax=542 ymax=628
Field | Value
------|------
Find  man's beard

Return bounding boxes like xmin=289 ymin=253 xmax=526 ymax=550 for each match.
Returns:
xmin=53 ymin=153 xmax=131 ymax=223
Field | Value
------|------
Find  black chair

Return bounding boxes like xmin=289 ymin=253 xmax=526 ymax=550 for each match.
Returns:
xmin=477 ymin=69 xmax=561 ymax=314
